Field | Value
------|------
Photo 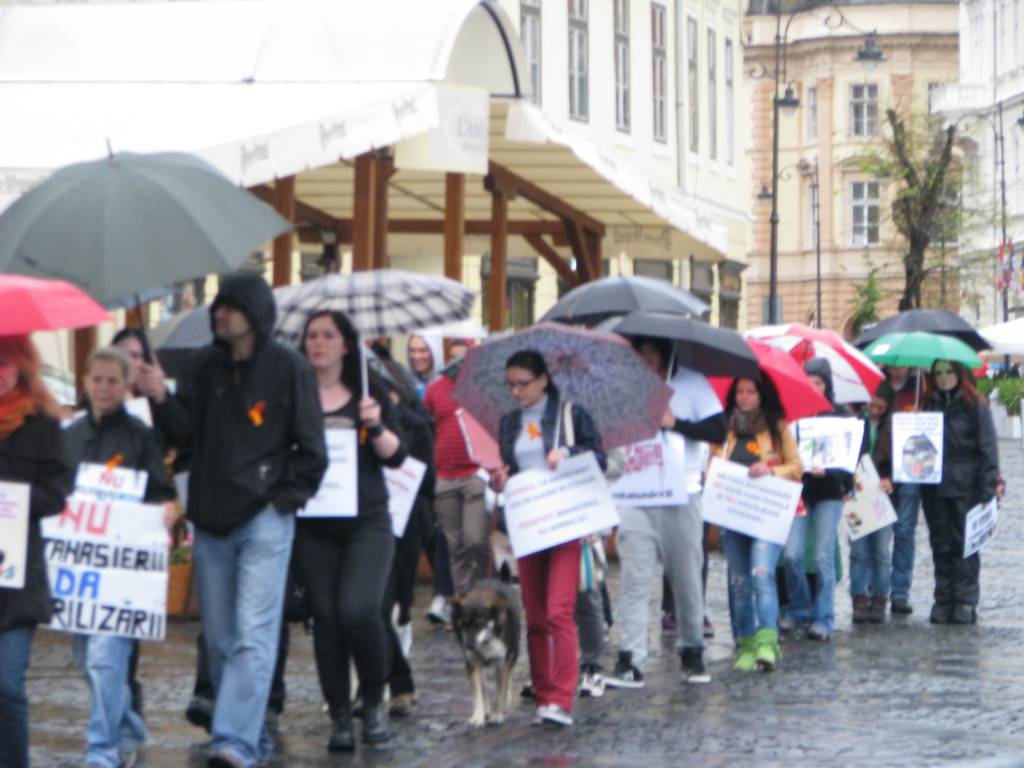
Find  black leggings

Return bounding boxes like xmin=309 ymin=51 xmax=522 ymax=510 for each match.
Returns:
xmin=922 ymin=494 xmax=981 ymax=606
xmin=295 ymin=512 xmax=395 ymax=716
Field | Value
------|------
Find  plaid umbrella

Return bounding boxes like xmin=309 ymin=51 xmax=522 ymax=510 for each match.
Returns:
xmin=274 ymin=270 xmax=476 ymax=345
xmin=452 ymin=322 xmax=672 ymax=449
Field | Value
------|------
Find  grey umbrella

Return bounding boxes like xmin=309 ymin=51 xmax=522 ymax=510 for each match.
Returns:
xmin=540 ymin=275 xmax=709 ymax=326
xmin=0 ymin=151 xmax=291 ymax=305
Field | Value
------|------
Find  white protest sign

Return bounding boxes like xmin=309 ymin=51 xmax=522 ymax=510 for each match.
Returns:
xmin=611 ymin=432 xmax=689 ymax=507
xmin=503 ymin=452 xmax=620 ymax=558
xmin=701 ymin=457 xmax=803 ymax=545
xmin=300 ymin=429 xmax=358 ymax=518
xmin=75 ymin=463 xmax=148 ymax=503
xmin=964 ymin=497 xmax=998 ymax=558
xmin=0 ymin=481 xmax=31 ymax=590
xmin=384 ymin=457 xmax=427 ymax=538
xmin=891 ymin=412 xmax=944 ymax=484
xmin=793 ymin=417 xmax=864 ymax=474
xmin=843 ymin=454 xmax=897 ymax=541
xmin=41 ymin=496 xmax=168 ymax=640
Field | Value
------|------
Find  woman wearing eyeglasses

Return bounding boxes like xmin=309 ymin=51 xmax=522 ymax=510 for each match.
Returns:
xmin=920 ymin=360 xmax=999 ymax=625
xmin=490 ymin=350 xmax=606 ymax=728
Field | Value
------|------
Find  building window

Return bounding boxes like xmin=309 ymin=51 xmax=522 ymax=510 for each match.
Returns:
xmin=851 ymin=181 xmax=880 ymax=246
xmin=707 ymin=29 xmax=717 ymax=160
xmin=634 ymin=258 xmax=673 ymax=282
xmin=569 ymin=0 xmax=589 ymax=121
xmin=850 ymin=84 xmax=879 ymax=137
xmin=652 ymin=3 xmax=667 ymax=142
xmin=614 ymin=0 xmax=630 ymax=132
xmin=725 ymin=38 xmax=734 ymax=165
xmin=481 ymin=256 xmax=538 ymax=329
xmin=520 ymin=0 xmax=542 ymax=106
xmin=687 ymin=17 xmax=699 ymax=152
xmin=806 ymin=86 xmax=817 ymax=140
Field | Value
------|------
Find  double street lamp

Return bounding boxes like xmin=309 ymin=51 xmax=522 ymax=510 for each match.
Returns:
xmin=756 ymin=1 xmax=884 ymax=325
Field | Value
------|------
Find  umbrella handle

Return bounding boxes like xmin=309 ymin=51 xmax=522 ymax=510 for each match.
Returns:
xmin=360 ymin=335 xmax=369 ymax=398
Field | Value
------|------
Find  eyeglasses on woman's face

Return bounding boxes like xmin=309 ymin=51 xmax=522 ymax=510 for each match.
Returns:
xmin=504 ymin=377 xmax=537 ymax=391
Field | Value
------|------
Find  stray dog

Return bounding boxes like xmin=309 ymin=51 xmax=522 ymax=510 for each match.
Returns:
xmin=451 ymin=580 xmax=520 ymax=727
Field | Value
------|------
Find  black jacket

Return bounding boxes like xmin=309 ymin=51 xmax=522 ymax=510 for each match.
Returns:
xmin=923 ymin=386 xmax=999 ymax=505
xmin=64 ymin=406 xmax=175 ymax=503
xmin=0 ymin=414 xmax=72 ymax=632
xmin=498 ymin=394 xmax=607 ymax=476
xmin=155 ymin=273 xmax=328 ymax=535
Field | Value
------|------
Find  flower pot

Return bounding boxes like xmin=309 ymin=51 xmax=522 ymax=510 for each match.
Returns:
xmin=167 ymin=563 xmax=192 ymax=617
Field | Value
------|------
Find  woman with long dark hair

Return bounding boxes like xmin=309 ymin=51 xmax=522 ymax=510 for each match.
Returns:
xmin=0 ymin=335 xmax=71 ymax=768
xmin=490 ymin=350 xmax=606 ymax=728
xmin=711 ymin=375 xmax=802 ymax=673
xmin=295 ymin=310 xmax=407 ymax=750
xmin=920 ymin=360 xmax=998 ymax=625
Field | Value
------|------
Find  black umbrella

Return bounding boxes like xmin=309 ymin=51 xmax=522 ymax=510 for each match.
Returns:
xmin=540 ymin=275 xmax=708 ymax=325
xmin=853 ymin=309 xmax=989 ymax=352
xmin=612 ymin=311 xmax=759 ymax=377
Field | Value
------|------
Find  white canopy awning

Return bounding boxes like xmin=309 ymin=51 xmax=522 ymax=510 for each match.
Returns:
xmin=980 ymin=317 xmax=1024 ymax=356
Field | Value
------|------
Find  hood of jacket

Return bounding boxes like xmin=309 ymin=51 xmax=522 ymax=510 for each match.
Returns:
xmin=804 ymin=356 xmax=835 ymax=404
xmin=406 ymin=333 xmax=444 ymax=383
xmin=209 ymin=273 xmax=276 ymax=350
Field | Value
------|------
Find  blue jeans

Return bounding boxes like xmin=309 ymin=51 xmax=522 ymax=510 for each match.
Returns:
xmin=784 ymin=499 xmax=844 ymax=635
xmin=891 ymin=484 xmax=920 ymax=601
xmin=72 ymin=634 xmax=146 ymax=768
xmin=0 ymin=627 xmax=34 ymax=768
xmin=720 ymin=530 xmax=783 ymax=640
xmin=194 ymin=507 xmax=294 ymax=767
xmin=849 ymin=525 xmax=894 ymax=597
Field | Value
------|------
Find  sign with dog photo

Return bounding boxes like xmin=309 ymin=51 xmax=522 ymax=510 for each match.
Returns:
xmin=502 ymin=452 xmax=619 ymax=558
xmin=843 ymin=454 xmax=897 ymax=542
xmin=891 ymin=412 xmax=944 ymax=484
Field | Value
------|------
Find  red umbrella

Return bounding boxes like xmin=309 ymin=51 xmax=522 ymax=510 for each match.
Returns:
xmin=709 ymin=339 xmax=831 ymax=421
xmin=0 ymin=275 xmax=110 ymax=335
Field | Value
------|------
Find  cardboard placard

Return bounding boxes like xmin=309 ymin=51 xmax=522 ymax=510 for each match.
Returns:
xmin=300 ymin=429 xmax=358 ymax=518
xmin=0 ymin=481 xmax=31 ymax=590
xmin=843 ymin=454 xmax=897 ymax=541
xmin=701 ymin=457 xmax=803 ymax=545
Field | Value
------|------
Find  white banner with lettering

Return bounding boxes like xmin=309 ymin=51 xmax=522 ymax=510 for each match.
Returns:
xmin=503 ymin=452 xmax=620 ymax=559
xmin=610 ymin=433 xmax=688 ymax=507
xmin=75 ymin=463 xmax=148 ymax=504
xmin=0 ymin=481 xmax=31 ymax=590
xmin=41 ymin=496 xmax=168 ymax=640
xmin=701 ymin=457 xmax=803 ymax=545
xmin=964 ymin=498 xmax=999 ymax=558
xmin=384 ymin=457 xmax=427 ymax=538
xmin=300 ymin=429 xmax=358 ymax=518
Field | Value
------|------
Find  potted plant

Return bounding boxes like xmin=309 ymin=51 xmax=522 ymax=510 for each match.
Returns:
xmin=167 ymin=543 xmax=193 ymax=618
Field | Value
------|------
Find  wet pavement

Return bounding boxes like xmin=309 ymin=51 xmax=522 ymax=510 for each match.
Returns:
xmin=26 ymin=439 xmax=1024 ymax=767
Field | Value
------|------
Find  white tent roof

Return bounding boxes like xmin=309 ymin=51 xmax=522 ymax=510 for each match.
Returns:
xmin=980 ymin=317 xmax=1024 ymax=356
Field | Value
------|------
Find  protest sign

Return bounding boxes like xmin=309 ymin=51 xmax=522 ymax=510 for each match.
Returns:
xmin=300 ymin=428 xmax=358 ymax=518
xmin=75 ymin=463 xmax=148 ymax=503
xmin=0 ymin=481 xmax=31 ymax=590
xmin=964 ymin=497 xmax=998 ymax=558
xmin=794 ymin=417 xmax=864 ymax=474
xmin=891 ymin=412 xmax=944 ymax=484
xmin=611 ymin=432 xmax=689 ymax=507
xmin=503 ymin=452 xmax=620 ymax=558
xmin=41 ymin=496 xmax=168 ymax=640
xmin=701 ymin=457 xmax=803 ymax=545
xmin=843 ymin=454 xmax=897 ymax=541
xmin=384 ymin=456 xmax=427 ymax=538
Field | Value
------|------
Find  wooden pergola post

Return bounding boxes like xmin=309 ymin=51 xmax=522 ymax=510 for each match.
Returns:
xmin=488 ymin=188 xmax=508 ymax=332
xmin=352 ymin=153 xmax=377 ymax=272
xmin=444 ymin=173 xmax=465 ymax=282
xmin=74 ymin=327 xmax=97 ymax=395
xmin=272 ymin=176 xmax=295 ymax=287
xmin=372 ymin=152 xmax=394 ymax=270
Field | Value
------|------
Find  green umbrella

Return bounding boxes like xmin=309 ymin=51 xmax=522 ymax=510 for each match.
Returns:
xmin=864 ymin=331 xmax=982 ymax=369
xmin=0 ymin=151 xmax=291 ymax=305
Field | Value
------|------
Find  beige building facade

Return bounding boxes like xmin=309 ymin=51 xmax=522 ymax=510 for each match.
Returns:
xmin=744 ymin=0 xmax=959 ymax=336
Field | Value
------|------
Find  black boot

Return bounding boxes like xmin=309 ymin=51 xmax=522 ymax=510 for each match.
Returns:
xmin=930 ymin=603 xmax=954 ymax=624
xmin=950 ymin=603 xmax=977 ymax=625
xmin=361 ymin=701 xmax=390 ymax=745
xmin=327 ymin=710 xmax=355 ymax=752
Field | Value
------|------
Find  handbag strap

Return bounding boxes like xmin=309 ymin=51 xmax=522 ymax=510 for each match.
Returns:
xmin=562 ymin=399 xmax=575 ymax=448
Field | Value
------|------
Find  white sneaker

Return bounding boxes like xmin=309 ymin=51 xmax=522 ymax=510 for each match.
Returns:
xmin=426 ymin=595 xmax=450 ymax=625
xmin=540 ymin=704 xmax=573 ymax=727
xmin=532 ymin=705 xmax=547 ymax=725
xmin=578 ymin=667 xmax=605 ymax=698
xmin=396 ymin=621 xmax=413 ymax=658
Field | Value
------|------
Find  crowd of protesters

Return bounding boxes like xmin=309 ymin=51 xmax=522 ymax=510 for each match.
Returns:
xmin=0 ymin=280 xmax=1005 ymax=767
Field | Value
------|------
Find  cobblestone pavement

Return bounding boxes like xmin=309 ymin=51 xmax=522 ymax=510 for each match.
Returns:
xmin=26 ymin=440 xmax=1024 ymax=767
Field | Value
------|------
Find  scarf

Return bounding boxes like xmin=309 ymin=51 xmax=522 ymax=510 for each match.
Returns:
xmin=0 ymin=388 xmax=35 ymax=440
xmin=729 ymin=407 xmax=768 ymax=438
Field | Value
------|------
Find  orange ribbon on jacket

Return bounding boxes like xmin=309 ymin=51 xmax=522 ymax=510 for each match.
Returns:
xmin=527 ymin=422 xmax=542 ymax=440
xmin=248 ymin=401 xmax=267 ymax=427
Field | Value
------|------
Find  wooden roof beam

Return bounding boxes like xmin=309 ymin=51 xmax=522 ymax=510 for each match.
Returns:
xmin=486 ymin=160 xmax=606 ymax=238
xmin=523 ymin=234 xmax=580 ymax=288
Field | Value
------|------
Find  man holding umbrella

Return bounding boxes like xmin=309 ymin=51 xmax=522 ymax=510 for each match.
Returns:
xmin=141 ymin=273 xmax=327 ymax=768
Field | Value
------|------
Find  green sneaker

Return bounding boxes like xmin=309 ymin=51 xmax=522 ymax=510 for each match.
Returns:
xmin=755 ymin=628 xmax=780 ymax=672
xmin=733 ymin=636 xmax=757 ymax=672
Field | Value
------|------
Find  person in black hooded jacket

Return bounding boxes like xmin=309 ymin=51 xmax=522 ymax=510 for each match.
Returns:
xmin=921 ymin=360 xmax=999 ymax=625
xmin=781 ymin=357 xmax=854 ymax=641
xmin=142 ymin=272 xmax=327 ymax=768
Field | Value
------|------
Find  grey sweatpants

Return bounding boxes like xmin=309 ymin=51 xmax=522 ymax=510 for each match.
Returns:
xmin=617 ymin=498 xmax=704 ymax=671
xmin=435 ymin=475 xmax=488 ymax=596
